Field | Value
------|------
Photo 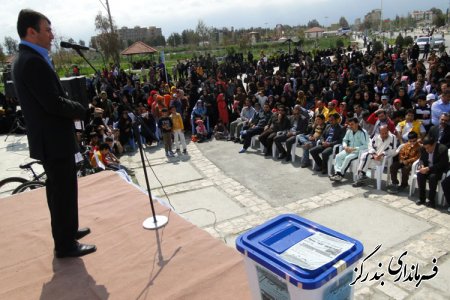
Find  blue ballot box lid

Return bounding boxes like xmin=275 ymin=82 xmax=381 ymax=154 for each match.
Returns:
xmin=236 ymin=214 xmax=364 ymax=290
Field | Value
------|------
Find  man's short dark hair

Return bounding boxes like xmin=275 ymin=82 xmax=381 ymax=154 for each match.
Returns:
xmin=99 ymin=143 xmax=109 ymax=151
xmin=348 ymin=117 xmax=359 ymax=123
xmin=422 ymin=135 xmax=435 ymax=145
xmin=316 ymin=114 xmax=325 ymax=120
xmin=407 ymin=131 xmax=418 ymax=140
xmin=406 ymin=108 xmax=415 ymax=116
xmin=17 ymin=9 xmax=50 ymax=38
xmin=105 ymin=136 xmax=113 ymax=142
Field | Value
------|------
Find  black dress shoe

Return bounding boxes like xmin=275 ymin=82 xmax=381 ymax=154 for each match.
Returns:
xmin=55 ymin=242 xmax=97 ymax=258
xmin=285 ymin=155 xmax=292 ymax=162
xmin=426 ymin=201 xmax=436 ymax=208
xmin=278 ymin=153 xmax=287 ymax=160
xmin=415 ymin=199 xmax=425 ymax=206
xmin=75 ymin=227 xmax=91 ymax=240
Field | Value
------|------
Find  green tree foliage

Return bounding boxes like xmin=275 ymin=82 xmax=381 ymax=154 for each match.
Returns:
xmin=404 ymin=36 xmax=414 ymax=46
xmin=94 ymin=12 xmax=120 ymax=66
xmin=196 ymin=20 xmax=211 ymax=46
xmin=4 ymin=37 xmax=18 ymax=55
xmin=307 ymin=19 xmax=321 ymax=28
xmin=372 ymin=40 xmax=384 ymax=53
xmin=0 ymin=44 xmax=5 ymax=64
xmin=181 ymin=29 xmax=198 ymax=45
xmin=336 ymin=38 xmax=344 ymax=48
xmin=339 ymin=17 xmax=349 ymax=28
xmin=395 ymin=34 xmax=404 ymax=47
xmin=167 ymin=33 xmax=182 ymax=47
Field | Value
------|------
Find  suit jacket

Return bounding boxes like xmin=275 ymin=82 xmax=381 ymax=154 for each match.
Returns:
xmin=428 ymin=125 xmax=450 ymax=149
xmin=321 ymin=123 xmax=345 ymax=147
xmin=288 ymin=114 xmax=309 ymax=135
xmin=420 ymin=143 xmax=449 ymax=178
xmin=12 ymin=44 xmax=86 ymax=161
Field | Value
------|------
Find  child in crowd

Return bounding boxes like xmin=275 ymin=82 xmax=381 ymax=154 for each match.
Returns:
xmin=195 ymin=119 xmax=208 ymax=142
xmin=158 ymin=108 xmax=174 ymax=157
xmin=213 ymin=119 xmax=229 ymax=140
xmin=170 ymin=105 xmax=187 ymax=154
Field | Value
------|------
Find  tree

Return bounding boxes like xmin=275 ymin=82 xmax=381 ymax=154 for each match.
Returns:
xmin=68 ymin=38 xmax=75 ymax=44
xmin=181 ymin=29 xmax=198 ymax=45
xmin=339 ymin=17 xmax=349 ymax=28
xmin=94 ymin=12 xmax=120 ymax=66
xmin=4 ymin=36 xmax=18 ymax=55
xmin=403 ymin=36 xmax=414 ymax=46
xmin=336 ymin=38 xmax=344 ymax=48
xmin=167 ymin=33 xmax=182 ymax=47
xmin=196 ymin=19 xmax=211 ymax=46
xmin=0 ymin=44 xmax=5 ymax=64
xmin=79 ymin=40 xmax=85 ymax=46
xmin=307 ymin=19 xmax=321 ymax=28
xmin=395 ymin=34 xmax=404 ymax=47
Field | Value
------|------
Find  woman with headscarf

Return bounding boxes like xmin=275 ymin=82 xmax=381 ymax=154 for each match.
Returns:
xmin=217 ymin=93 xmax=229 ymax=128
xmin=191 ymin=100 xmax=208 ymax=133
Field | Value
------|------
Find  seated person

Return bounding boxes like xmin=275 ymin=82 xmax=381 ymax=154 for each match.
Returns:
xmin=298 ymin=114 xmax=326 ymax=168
xmin=310 ymin=113 xmax=345 ymax=174
xmin=330 ymin=117 xmax=369 ymax=182
xmin=388 ymin=131 xmax=421 ymax=193
xmin=239 ymin=103 xmax=273 ymax=153
xmin=395 ymin=108 xmax=426 ymax=144
xmin=273 ymin=104 xmax=309 ymax=161
xmin=259 ymin=105 xmax=291 ymax=156
xmin=213 ymin=119 xmax=229 ymax=140
xmin=427 ymin=112 xmax=450 ymax=149
xmin=416 ymin=136 xmax=449 ymax=208
xmin=353 ymin=125 xmax=397 ymax=187
xmin=195 ymin=119 xmax=208 ymax=142
xmin=228 ymin=99 xmax=256 ymax=142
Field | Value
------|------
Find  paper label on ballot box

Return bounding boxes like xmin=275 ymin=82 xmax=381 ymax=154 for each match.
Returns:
xmin=280 ymin=231 xmax=354 ymax=270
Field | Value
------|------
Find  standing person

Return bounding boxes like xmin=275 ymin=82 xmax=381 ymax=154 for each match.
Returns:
xmin=12 ymin=9 xmax=95 ymax=258
xmin=158 ymin=108 xmax=174 ymax=157
xmin=170 ymin=105 xmax=187 ymax=154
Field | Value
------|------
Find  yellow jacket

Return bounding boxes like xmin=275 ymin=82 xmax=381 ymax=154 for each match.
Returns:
xmin=171 ymin=113 xmax=184 ymax=131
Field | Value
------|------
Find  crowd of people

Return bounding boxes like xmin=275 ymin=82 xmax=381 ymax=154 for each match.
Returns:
xmin=5 ymin=36 xmax=450 ymax=212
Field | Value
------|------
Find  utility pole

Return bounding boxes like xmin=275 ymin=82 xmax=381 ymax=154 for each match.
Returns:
xmin=105 ymin=0 xmax=119 ymax=67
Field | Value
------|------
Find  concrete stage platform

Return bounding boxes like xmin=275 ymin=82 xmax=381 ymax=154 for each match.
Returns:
xmin=0 ymin=171 xmax=250 ymax=300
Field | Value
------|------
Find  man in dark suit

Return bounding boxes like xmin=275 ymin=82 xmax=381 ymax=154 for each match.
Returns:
xmin=427 ymin=112 xmax=450 ymax=149
xmin=416 ymin=136 xmax=449 ymax=208
xmin=310 ymin=113 xmax=345 ymax=174
xmin=12 ymin=9 xmax=96 ymax=258
xmin=273 ymin=104 xmax=309 ymax=161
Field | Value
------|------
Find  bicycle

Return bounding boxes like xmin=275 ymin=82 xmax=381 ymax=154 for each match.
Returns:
xmin=0 ymin=161 xmax=45 ymax=197
xmin=12 ymin=150 xmax=98 ymax=195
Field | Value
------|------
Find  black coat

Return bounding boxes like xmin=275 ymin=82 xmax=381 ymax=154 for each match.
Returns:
xmin=321 ymin=123 xmax=345 ymax=147
xmin=419 ymin=143 xmax=449 ymax=178
xmin=428 ymin=125 xmax=450 ymax=149
xmin=12 ymin=44 xmax=86 ymax=161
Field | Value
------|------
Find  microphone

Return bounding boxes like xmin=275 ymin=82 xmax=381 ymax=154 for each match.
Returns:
xmin=60 ymin=41 xmax=98 ymax=52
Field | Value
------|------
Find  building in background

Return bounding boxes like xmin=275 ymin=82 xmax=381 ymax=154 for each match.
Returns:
xmin=117 ymin=26 xmax=163 ymax=45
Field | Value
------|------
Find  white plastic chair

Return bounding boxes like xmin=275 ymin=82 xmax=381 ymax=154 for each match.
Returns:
xmin=409 ymin=160 xmax=446 ymax=205
xmin=272 ymin=142 xmax=296 ymax=162
xmin=251 ymin=135 xmax=265 ymax=152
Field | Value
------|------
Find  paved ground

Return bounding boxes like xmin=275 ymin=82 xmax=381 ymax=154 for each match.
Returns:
xmin=2 ymin=133 xmax=450 ymax=299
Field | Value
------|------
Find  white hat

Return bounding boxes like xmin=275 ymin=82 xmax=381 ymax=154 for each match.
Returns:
xmin=426 ymin=93 xmax=436 ymax=101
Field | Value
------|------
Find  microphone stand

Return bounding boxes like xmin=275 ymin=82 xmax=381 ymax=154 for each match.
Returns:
xmin=72 ymin=49 xmax=168 ymax=230
xmin=74 ymin=48 xmax=99 ymax=74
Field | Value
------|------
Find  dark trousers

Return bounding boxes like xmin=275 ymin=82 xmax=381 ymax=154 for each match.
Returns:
xmin=43 ymin=156 xmax=78 ymax=252
xmin=274 ymin=134 xmax=297 ymax=156
xmin=389 ymin=161 xmax=412 ymax=186
xmin=441 ymin=176 xmax=450 ymax=204
xmin=259 ymin=129 xmax=276 ymax=154
xmin=417 ymin=172 xmax=440 ymax=205
xmin=242 ymin=127 xmax=264 ymax=149
xmin=310 ymin=145 xmax=333 ymax=171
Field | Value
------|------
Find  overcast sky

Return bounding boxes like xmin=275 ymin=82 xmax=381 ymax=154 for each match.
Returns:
xmin=0 ymin=0 xmax=448 ymax=45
